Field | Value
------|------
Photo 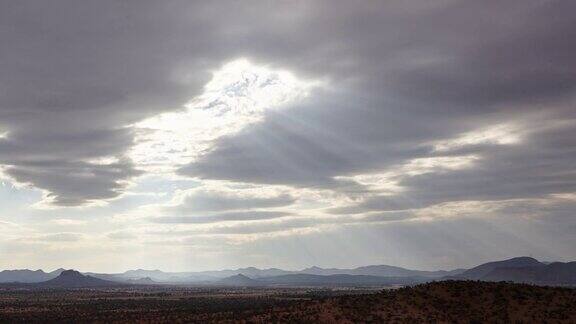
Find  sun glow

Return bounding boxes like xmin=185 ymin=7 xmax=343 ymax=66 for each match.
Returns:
xmin=130 ymin=59 xmax=316 ymax=172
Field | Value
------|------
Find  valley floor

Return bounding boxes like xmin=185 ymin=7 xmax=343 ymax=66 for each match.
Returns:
xmin=0 ymin=281 xmax=575 ymax=323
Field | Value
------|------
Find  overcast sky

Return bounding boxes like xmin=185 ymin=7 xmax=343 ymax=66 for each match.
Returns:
xmin=1 ymin=0 xmax=575 ymax=272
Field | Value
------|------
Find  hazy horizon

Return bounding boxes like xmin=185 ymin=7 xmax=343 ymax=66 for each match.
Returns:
xmin=1 ymin=1 xmax=575 ymax=274
xmin=20 ymin=260 xmax=576 ymax=279
xmin=0 ymin=255 xmax=562 ymax=275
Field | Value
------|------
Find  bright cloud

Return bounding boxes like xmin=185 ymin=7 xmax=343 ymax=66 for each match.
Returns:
xmin=433 ymin=123 xmax=522 ymax=152
xmin=337 ymin=155 xmax=479 ymax=194
xmin=130 ymin=59 xmax=317 ymax=173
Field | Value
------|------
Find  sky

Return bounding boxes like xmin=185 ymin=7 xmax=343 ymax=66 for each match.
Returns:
xmin=0 ymin=0 xmax=575 ymax=273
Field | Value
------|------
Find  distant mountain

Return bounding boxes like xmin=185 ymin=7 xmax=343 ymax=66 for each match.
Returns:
xmin=536 ymin=262 xmax=576 ymax=284
xmin=0 ymin=269 xmax=55 ymax=283
xmin=37 ymin=270 xmax=121 ymax=288
xmin=83 ymin=272 xmax=125 ymax=282
xmin=49 ymin=268 xmax=67 ymax=276
xmin=197 ymin=267 xmax=295 ymax=279
xmin=112 ymin=267 xmax=295 ymax=282
xmin=4 ymin=257 xmax=572 ymax=287
xmin=123 ymin=269 xmax=166 ymax=279
xmin=78 ymin=269 xmax=195 ymax=283
xmin=352 ymin=265 xmax=464 ymax=278
xmin=482 ymin=261 xmax=576 ymax=285
xmin=482 ymin=266 xmax=542 ymax=283
xmin=212 ymin=273 xmax=427 ymax=287
xmin=300 ymin=266 xmax=344 ymax=275
xmin=119 ymin=269 xmax=177 ymax=281
xmin=259 ymin=274 xmax=427 ymax=286
xmin=0 ymin=265 xmax=460 ymax=285
xmin=216 ymin=274 xmax=260 ymax=286
xmin=301 ymin=265 xmax=464 ymax=278
xmin=126 ymin=277 xmax=158 ymax=285
xmin=458 ymin=257 xmax=543 ymax=280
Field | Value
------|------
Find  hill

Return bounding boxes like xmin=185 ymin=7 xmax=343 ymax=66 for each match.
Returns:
xmin=121 ymin=269 xmax=173 ymax=280
xmin=37 ymin=270 xmax=122 ymax=288
xmin=260 ymin=274 xmax=426 ymax=286
xmin=194 ymin=267 xmax=295 ymax=279
xmin=126 ymin=277 xmax=158 ymax=285
xmin=301 ymin=265 xmax=464 ymax=278
xmin=246 ymin=280 xmax=576 ymax=323
xmin=457 ymin=256 xmax=543 ymax=280
xmin=216 ymin=274 xmax=260 ymax=286
xmin=0 ymin=268 xmax=64 ymax=283
xmin=483 ymin=261 xmax=576 ymax=285
xmin=0 ymin=269 xmax=53 ymax=283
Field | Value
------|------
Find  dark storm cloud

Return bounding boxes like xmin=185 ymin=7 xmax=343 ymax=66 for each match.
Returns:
xmin=391 ymin=1 xmax=576 ymax=109
xmin=1 ymin=0 xmax=575 ymax=209
xmin=0 ymin=0 xmax=224 ymax=205
xmin=181 ymin=0 xmax=576 ymax=202
xmin=4 ymin=159 xmax=141 ymax=206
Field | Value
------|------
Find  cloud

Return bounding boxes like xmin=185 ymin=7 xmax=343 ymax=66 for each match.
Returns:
xmin=0 ymin=0 xmax=218 ymax=206
xmin=107 ymin=231 xmax=136 ymax=240
xmin=51 ymin=219 xmax=88 ymax=226
xmin=164 ymin=185 xmax=296 ymax=214
xmin=179 ymin=0 xmax=576 ymax=204
xmin=130 ymin=59 xmax=315 ymax=173
xmin=2 ymin=0 xmax=574 ymax=208
xmin=4 ymin=159 xmax=142 ymax=206
xmin=152 ymin=211 xmax=291 ymax=224
xmin=207 ymin=212 xmax=414 ymax=236
xmin=1 ymin=0 xmax=576 ymax=269
xmin=31 ymin=232 xmax=84 ymax=242
xmin=146 ymin=210 xmax=414 ymax=238
xmin=330 ymin=119 xmax=576 ymax=213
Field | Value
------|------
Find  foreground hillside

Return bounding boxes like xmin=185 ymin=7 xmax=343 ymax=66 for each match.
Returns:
xmin=245 ymin=281 xmax=576 ymax=323
xmin=0 ymin=281 xmax=575 ymax=323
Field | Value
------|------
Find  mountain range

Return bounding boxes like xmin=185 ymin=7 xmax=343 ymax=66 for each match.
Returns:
xmin=0 ymin=263 xmax=462 ymax=284
xmin=300 ymin=265 xmax=465 ymax=278
xmin=1 ymin=257 xmax=574 ymax=288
